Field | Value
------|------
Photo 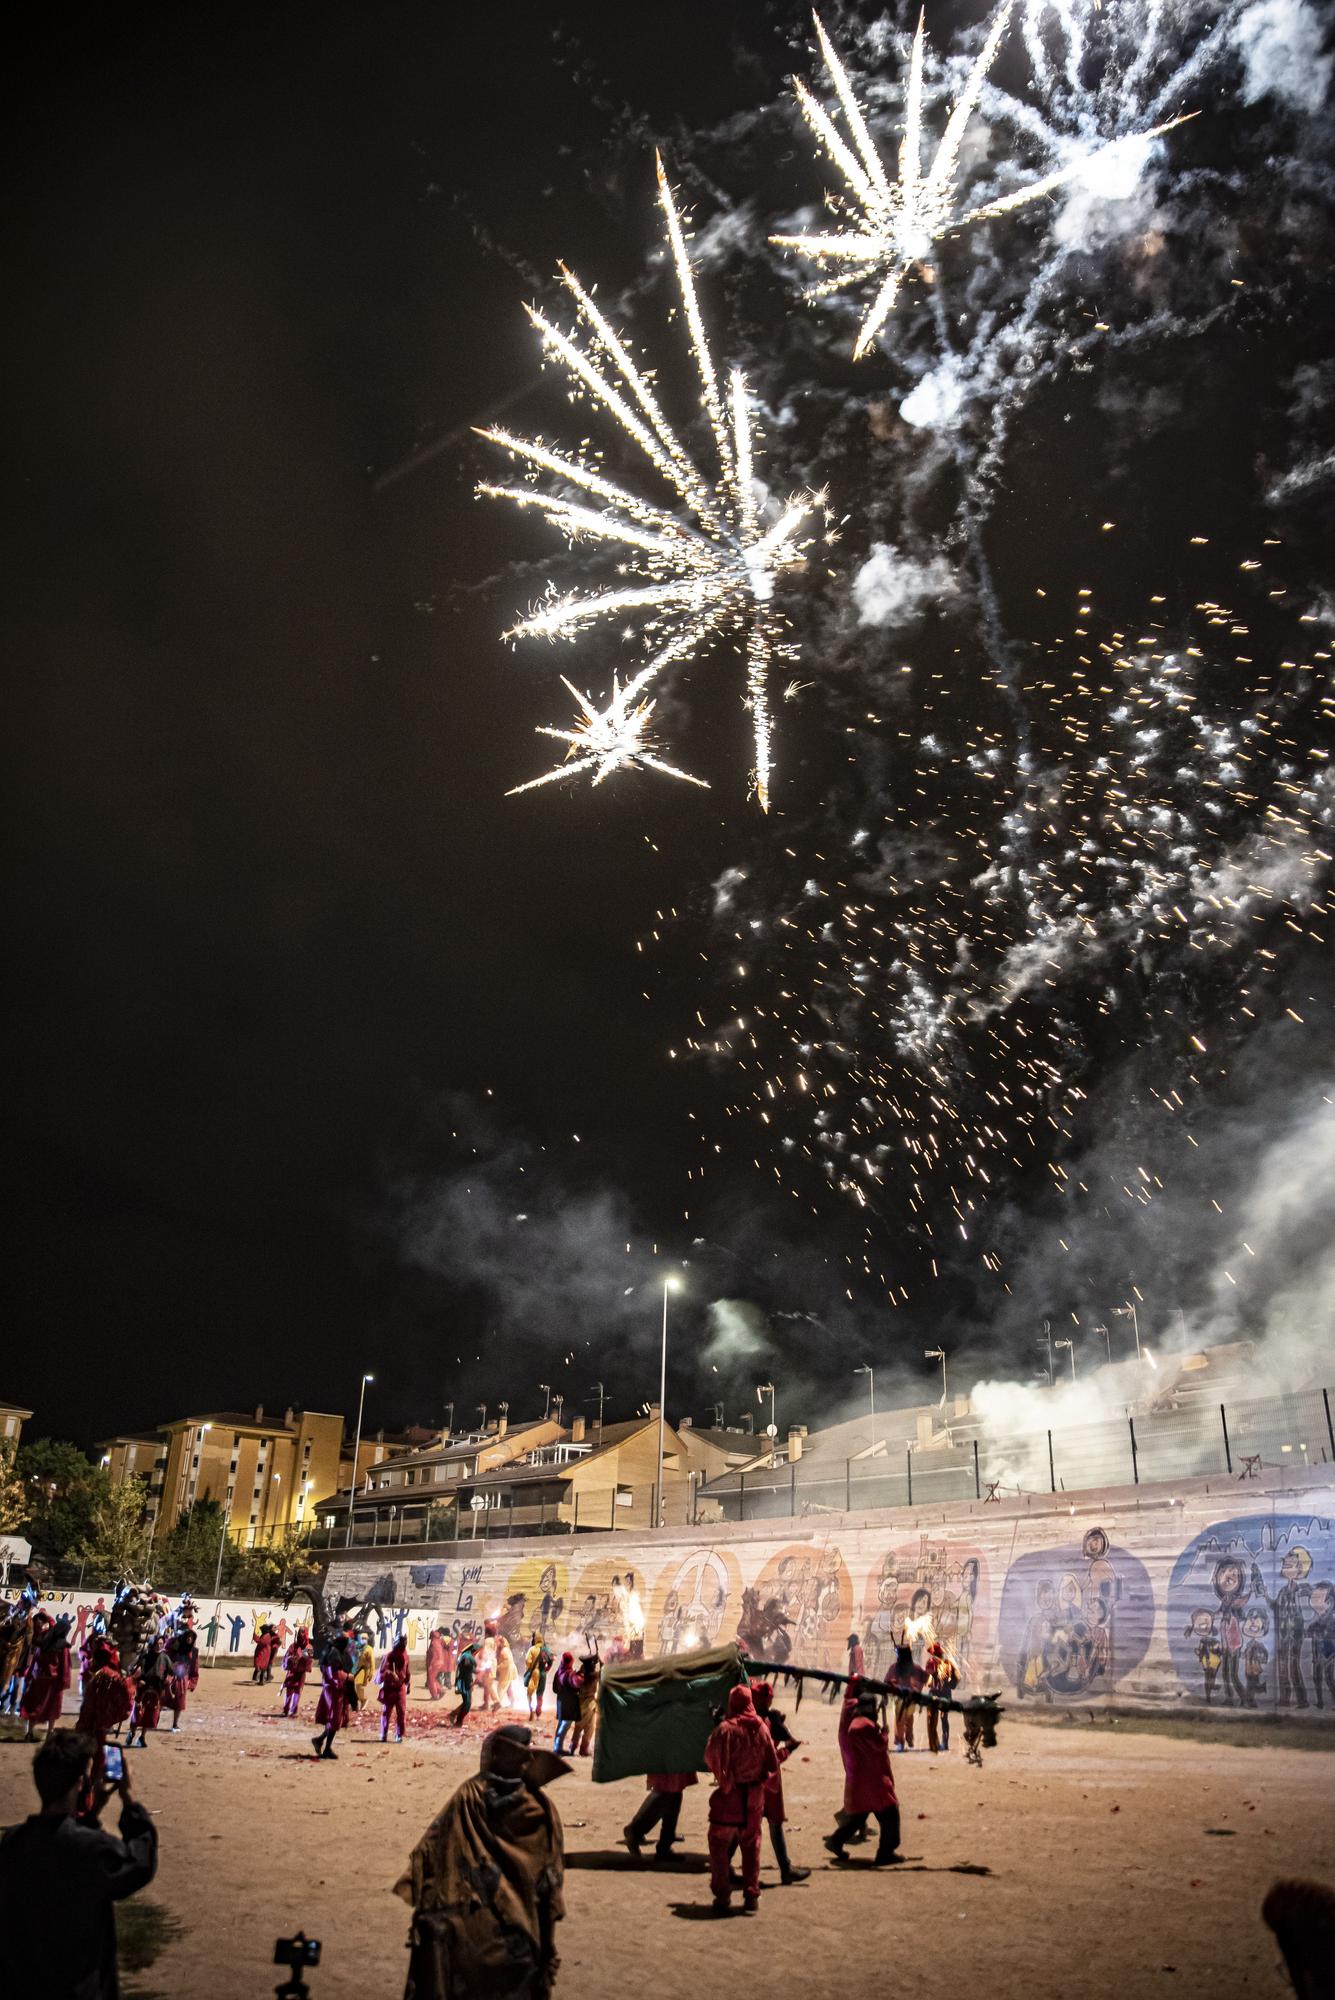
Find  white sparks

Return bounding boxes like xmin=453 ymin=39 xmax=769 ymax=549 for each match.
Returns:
xmin=774 ymin=5 xmax=1196 ymax=358
xmin=480 ymin=155 xmax=819 ymax=810
xmin=506 ymin=667 xmax=709 ymax=797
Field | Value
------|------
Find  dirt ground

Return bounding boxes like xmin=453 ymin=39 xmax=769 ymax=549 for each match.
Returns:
xmin=2 ymin=1669 xmax=1331 ymax=2000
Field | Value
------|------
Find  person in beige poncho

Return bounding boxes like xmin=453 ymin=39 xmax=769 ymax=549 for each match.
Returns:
xmin=395 ymin=1724 xmax=569 ymax=1999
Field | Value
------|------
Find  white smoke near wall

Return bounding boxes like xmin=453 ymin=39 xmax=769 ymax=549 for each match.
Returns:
xmin=851 ymin=543 xmax=957 ymax=627
xmin=1235 ymin=0 xmax=1333 ymax=115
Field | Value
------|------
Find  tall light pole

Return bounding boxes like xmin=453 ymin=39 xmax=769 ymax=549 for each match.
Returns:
xmin=588 ymin=1382 xmax=606 ymax=1447
xmin=1095 ymin=1324 xmax=1111 ymax=1365
xmin=345 ymin=1373 xmax=373 ymax=1548
xmin=551 ymin=1394 xmax=564 ymax=1428
xmin=657 ymin=1277 xmax=680 ymax=1528
xmin=854 ymin=1364 xmax=876 ymax=1449
xmin=1055 ymin=1337 xmax=1075 ymax=1382
xmin=757 ymin=1382 xmax=777 ymax=1463
xmin=539 ymin=1384 xmax=552 ymax=1421
xmin=925 ymin=1346 xmax=948 ymax=1407
xmin=1038 ymin=1320 xmax=1054 ymax=1386
xmin=1113 ymin=1302 xmax=1142 ymax=1363
xmin=443 ymin=1400 xmax=454 ymax=1439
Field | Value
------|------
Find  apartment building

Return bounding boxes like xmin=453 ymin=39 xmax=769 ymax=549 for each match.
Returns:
xmin=100 ymin=1404 xmax=343 ymax=1547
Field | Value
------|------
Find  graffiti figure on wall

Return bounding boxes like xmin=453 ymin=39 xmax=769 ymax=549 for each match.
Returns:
xmin=1169 ymin=1515 xmax=1335 ymax=1712
xmin=862 ymin=1538 xmax=985 ymax=1684
xmin=736 ymin=1543 xmax=851 ymax=1669
xmin=650 ymin=1550 xmax=738 ymax=1655
xmin=998 ymin=1527 xmax=1152 ymax=1702
xmin=569 ymin=1563 xmax=647 ymax=1657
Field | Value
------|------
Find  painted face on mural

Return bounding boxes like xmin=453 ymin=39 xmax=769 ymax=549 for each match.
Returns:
xmin=1213 ymin=1560 xmax=1246 ymax=1603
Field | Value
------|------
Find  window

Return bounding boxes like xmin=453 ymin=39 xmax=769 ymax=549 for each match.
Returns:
xmin=252 ymin=1487 xmax=262 ymax=1501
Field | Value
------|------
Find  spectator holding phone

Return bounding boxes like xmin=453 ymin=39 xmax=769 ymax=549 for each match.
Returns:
xmin=0 ymin=1729 xmax=157 ymax=1998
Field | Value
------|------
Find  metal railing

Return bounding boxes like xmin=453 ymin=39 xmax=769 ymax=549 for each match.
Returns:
xmin=706 ymin=1384 xmax=1335 ymax=1524
xmin=297 ymin=1385 xmax=1335 ymax=1549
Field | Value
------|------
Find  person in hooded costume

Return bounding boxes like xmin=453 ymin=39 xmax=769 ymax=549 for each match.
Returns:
xmin=551 ymin=1653 xmax=580 ymax=1754
xmin=380 ymin=1637 xmax=412 ymax=1743
xmin=21 ymin=1614 xmax=72 ymax=1740
xmin=395 ymin=1722 xmax=569 ymax=1999
xmin=282 ymin=1629 xmax=315 ymax=1717
xmin=313 ymin=1634 xmax=357 ymax=1759
xmin=703 ymin=1683 xmax=778 ymax=1915
xmin=76 ymin=1640 xmax=133 ymax=1754
xmin=750 ymin=1682 xmax=809 ymax=1886
xmin=824 ymin=1676 xmax=902 ymax=1866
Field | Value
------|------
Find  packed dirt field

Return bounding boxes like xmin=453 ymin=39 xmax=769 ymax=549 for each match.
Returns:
xmin=2 ymin=1667 xmax=1331 ymax=2000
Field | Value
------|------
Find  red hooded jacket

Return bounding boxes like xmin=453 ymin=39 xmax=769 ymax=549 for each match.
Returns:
xmin=838 ymin=1677 xmax=898 ymax=1814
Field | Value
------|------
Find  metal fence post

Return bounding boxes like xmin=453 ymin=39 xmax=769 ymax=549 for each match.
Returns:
xmin=739 ymin=1472 xmax=746 ymax=1523
xmin=790 ymin=1461 xmax=797 ymax=1517
xmin=1324 ymin=1387 xmax=1334 ymax=1463
xmin=1220 ymin=1402 xmax=1232 ymax=1476
xmin=973 ymin=1438 xmax=981 ymax=1500
xmin=845 ymin=1458 xmax=852 ymax=1512
xmin=1048 ymin=1431 xmax=1056 ymax=1494
xmin=906 ymin=1449 xmax=913 ymax=1507
xmin=1129 ymin=1417 xmax=1139 ymax=1486
xmin=572 ymin=1490 xmax=579 ymax=1535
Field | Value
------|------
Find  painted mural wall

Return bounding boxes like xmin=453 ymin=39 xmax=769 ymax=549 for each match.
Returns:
xmin=321 ymin=1474 xmax=1335 ymax=1714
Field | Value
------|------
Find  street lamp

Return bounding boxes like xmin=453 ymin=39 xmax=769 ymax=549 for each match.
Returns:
xmin=1055 ymin=1337 xmax=1076 ymax=1382
xmin=1095 ymin=1324 xmax=1112 ymax=1365
xmin=1038 ymin=1320 xmax=1055 ymax=1386
xmin=551 ymin=1394 xmax=564 ymax=1427
xmin=1113 ymin=1302 xmax=1143 ymax=1363
xmin=657 ymin=1277 xmax=681 ymax=1528
xmin=757 ymin=1382 xmax=777 ymax=1463
xmin=925 ymin=1346 xmax=948 ymax=1407
xmin=854 ymin=1364 xmax=876 ymax=1449
xmin=478 ymin=1402 xmax=488 ymax=1431
xmin=539 ymin=1384 xmax=552 ymax=1421
xmin=443 ymin=1401 xmax=454 ymax=1439
xmin=346 ymin=1373 xmax=373 ymax=1548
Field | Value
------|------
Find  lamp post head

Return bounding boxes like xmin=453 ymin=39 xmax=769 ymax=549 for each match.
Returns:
xmin=665 ymin=1275 xmax=681 ymax=1293
xmin=925 ymin=1347 xmax=945 ymax=1361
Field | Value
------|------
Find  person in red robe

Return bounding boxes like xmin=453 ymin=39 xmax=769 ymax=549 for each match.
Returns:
xmin=128 ymin=1637 xmax=169 ymax=1747
xmin=623 ymin=1769 xmax=697 ymax=1861
xmin=21 ymin=1615 xmax=72 ymax=1741
xmin=750 ymin=1682 xmax=810 ymax=1885
xmin=252 ymin=1625 xmax=276 ymax=1684
xmin=378 ymin=1637 xmax=411 ymax=1743
xmin=925 ymin=1641 xmax=958 ymax=1753
xmin=76 ymin=1641 xmax=133 ymax=1748
xmin=823 ymin=1676 xmax=902 ymax=1865
xmin=703 ymin=1683 xmax=778 ymax=1914
xmin=281 ymin=1629 xmax=314 ymax=1717
xmin=312 ymin=1637 xmax=355 ymax=1760
xmin=161 ymin=1625 xmax=199 ymax=1734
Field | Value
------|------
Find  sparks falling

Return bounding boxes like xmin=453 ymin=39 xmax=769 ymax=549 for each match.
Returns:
xmin=479 ymin=155 xmax=820 ymax=810
xmin=506 ymin=665 xmax=709 ymax=796
xmin=773 ymin=4 xmax=1195 ymax=359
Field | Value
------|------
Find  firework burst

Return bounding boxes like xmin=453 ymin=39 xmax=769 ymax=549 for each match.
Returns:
xmin=506 ymin=661 xmax=709 ymax=796
xmin=774 ymin=4 xmax=1195 ymax=358
xmin=479 ymin=155 xmax=820 ymax=810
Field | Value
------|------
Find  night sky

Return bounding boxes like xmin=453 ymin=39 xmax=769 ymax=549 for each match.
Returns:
xmin=6 ymin=1 xmax=1333 ymax=1448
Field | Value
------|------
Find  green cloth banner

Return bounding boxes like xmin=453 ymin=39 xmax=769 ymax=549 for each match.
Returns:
xmin=591 ymin=1642 xmax=749 ymax=1784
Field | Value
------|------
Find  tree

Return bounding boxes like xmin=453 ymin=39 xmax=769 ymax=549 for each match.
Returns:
xmin=226 ymin=1524 xmax=319 ymax=1599
xmin=153 ymin=1498 xmax=227 ymax=1593
xmin=0 ymin=1439 xmax=26 ymax=1535
xmin=16 ymin=1439 xmax=111 ymax=1565
xmin=71 ymin=1476 xmax=153 ymax=1580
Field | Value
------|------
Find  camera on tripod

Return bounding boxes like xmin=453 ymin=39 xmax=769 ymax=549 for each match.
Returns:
xmin=273 ymin=1933 xmax=320 ymax=1998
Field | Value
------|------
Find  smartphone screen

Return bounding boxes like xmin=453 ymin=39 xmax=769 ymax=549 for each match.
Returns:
xmin=102 ymin=1745 xmax=125 ymax=1783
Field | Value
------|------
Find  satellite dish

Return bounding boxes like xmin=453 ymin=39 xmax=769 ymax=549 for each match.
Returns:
xmin=469 ymin=1495 xmax=487 ymax=1512
xmin=765 ymin=1423 xmax=779 ymax=1438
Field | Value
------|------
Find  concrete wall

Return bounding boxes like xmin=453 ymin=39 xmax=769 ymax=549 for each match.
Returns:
xmin=319 ymin=1463 xmax=1335 ymax=1714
